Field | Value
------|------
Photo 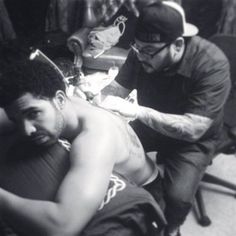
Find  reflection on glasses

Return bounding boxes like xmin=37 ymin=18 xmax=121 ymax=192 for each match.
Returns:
xmin=130 ymin=43 xmax=170 ymax=58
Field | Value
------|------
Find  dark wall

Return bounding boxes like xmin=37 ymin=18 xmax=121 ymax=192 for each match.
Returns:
xmin=183 ymin=0 xmax=223 ymax=38
xmin=3 ymin=0 xmax=223 ymax=43
xmin=5 ymin=0 xmax=50 ymax=41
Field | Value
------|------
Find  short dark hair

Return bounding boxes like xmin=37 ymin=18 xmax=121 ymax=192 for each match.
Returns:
xmin=0 ymin=59 xmax=66 ymax=108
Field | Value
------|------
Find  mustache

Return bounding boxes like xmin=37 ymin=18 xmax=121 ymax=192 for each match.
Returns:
xmin=141 ymin=62 xmax=154 ymax=71
xmin=28 ymin=132 xmax=47 ymax=139
xmin=31 ymin=130 xmax=46 ymax=136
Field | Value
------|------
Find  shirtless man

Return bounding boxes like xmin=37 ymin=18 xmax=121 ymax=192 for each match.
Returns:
xmin=0 ymin=59 xmax=159 ymax=236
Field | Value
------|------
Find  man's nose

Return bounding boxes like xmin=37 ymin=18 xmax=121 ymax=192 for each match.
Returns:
xmin=22 ymin=120 xmax=36 ymax=136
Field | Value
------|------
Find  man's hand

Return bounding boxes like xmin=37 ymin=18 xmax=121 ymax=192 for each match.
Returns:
xmin=100 ymin=95 xmax=139 ymax=119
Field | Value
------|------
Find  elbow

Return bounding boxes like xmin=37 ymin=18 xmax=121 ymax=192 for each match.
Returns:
xmin=184 ymin=113 xmax=212 ymax=142
xmin=187 ymin=129 xmax=208 ymax=142
xmin=46 ymin=222 xmax=81 ymax=236
xmin=54 ymin=228 xmax=80 ymax=236
xmin=43 ymin=212 xmax=82 ymax=236
xmin=187 ymin=134 xmax=202 ymax=142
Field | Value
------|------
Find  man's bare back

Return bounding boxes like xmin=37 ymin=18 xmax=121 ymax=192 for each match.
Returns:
xmin=68 ymin=96 xmax=156 ymax=186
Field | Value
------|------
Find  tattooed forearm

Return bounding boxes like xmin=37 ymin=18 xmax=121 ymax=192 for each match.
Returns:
xmin=137 ymin=106 xmax=213 ymax=142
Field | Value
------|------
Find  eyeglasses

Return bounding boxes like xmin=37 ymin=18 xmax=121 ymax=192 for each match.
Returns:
xmin=130 ymin=42 xmax=170 ymax=59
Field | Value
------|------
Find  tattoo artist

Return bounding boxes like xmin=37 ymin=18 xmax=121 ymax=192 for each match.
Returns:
xmin=98 ymin=1 xmax=231 ymax=236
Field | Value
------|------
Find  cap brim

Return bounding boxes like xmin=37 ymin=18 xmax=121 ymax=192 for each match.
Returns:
xmin=183 ymin=23 xmax=199 ymax=37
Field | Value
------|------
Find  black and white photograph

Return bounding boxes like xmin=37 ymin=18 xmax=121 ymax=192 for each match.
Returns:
xmin=0 ymin=0 xmax=236 ymax=235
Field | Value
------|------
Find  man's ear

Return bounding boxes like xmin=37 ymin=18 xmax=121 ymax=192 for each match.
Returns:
xmin=170 ymin=37 xmax=185 ymax=62
xmin=53 ymin=90 xmax=66 ymax=110
xmin=173 ymin=37 xmax=184 ymax=52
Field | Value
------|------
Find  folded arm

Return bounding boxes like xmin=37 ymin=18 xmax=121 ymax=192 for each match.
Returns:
xmin=0 ymin=128 xmax=115 ymax=236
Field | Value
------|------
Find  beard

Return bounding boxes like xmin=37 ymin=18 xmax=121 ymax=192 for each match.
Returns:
xmin=36 ymin=108 xmax=65 ymax=147
xmin=54 ymin=109 xmax=65 ymax=139
xmin=142 ymin=53 xmax=173 ymax=74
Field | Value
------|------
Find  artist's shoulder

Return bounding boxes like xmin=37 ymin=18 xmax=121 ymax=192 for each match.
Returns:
xmin=187 ymin=36 xmax=229 ymax=65
xmin=183 ymin=36 xmax=230 ymax=81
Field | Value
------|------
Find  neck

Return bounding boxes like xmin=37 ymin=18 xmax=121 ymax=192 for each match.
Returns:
xmin=60 ymin=100 xmax=81 ymax=141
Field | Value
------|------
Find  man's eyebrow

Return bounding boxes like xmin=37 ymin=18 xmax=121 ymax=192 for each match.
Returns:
xmin=7 ymin=107 xmax=36 ymax=121
xmin=21 ymin=107 xmax=38 ymax=115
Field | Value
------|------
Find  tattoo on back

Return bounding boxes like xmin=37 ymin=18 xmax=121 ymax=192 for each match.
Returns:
xmin=126 ymin=123 xmax=140 ymax=148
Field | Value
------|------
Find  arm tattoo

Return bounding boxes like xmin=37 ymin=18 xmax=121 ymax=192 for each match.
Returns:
xmin=138 ymin=107 xmax=213 ymax=142
xmin=112 ymin=116 xmax=143 ymax=158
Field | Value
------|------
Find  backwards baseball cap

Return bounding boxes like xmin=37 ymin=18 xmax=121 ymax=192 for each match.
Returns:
xmin=135 ymin=1 xmax=198 ymax=43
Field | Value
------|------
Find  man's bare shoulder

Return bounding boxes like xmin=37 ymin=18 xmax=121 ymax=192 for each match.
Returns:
xmin=68 ymin=97 xmax=142 ymax=150
xmin=70 ymin=96 xmax=123 ymax=126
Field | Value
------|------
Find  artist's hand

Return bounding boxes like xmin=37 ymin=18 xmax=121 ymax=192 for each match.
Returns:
xmin=100 ymin=95 xmax=140 ymax=119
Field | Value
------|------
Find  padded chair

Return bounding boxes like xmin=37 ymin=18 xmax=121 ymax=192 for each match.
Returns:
xmin=67 ymin=0 xmax=130 ymax=73
xmin=195 ymin=34 xmax=236 ymax=226
xmin=67 ymin=0 xmax=160 ymax=73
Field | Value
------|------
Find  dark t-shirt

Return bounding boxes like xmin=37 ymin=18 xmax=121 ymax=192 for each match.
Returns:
xmin=115 ymin=36 xmax=231 ymax=156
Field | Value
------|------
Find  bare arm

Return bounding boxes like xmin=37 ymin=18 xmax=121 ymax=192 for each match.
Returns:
xmin=138 ymin=106 xmax=213 ymax=142
xmin=0 ymin=125 xmax=116 ymax=236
